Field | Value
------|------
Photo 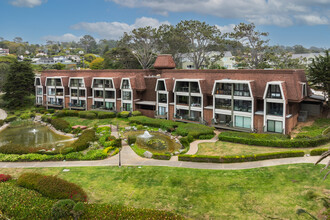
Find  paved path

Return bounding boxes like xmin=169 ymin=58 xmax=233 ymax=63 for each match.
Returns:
xmin=0 ymin=108 xmax=7 ymax=120
xmin=186 ymin=131 xmax=221 ymax=155
xmin=0 ymin=124 xmax=327 ymax=170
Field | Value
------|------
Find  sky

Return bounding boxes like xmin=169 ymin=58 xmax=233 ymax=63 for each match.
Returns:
xmin=0 ymin=0 xmax=330 ymax=48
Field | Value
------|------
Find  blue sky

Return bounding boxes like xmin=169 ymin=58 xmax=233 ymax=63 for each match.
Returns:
xmin=1 ymin=0 xmax=330 ymax=48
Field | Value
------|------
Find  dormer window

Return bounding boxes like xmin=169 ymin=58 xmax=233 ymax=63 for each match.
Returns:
xmin=93 ymin=79 xmax=113 ymax=88
xmin=234 ymin=83 xmax=250 ymax=97
xmin=122 ymin=79 xmax=130 ymax=89
xmin=175 ymin=81 xmax=200 ymax=93
xmin=46 ymin=78 xmax=61 ymax=87
xmin=35 ymin=78 xmax=41 ymax=86
xmin=70 ymin=79 xmax=84 ymax=87
xmin=266 ymin=85 xmax=282 ymax=99
xmin=157 ymin=80 xmax=166 ymax=91
xmin=214 ymin=83 xmax=231 ymax=95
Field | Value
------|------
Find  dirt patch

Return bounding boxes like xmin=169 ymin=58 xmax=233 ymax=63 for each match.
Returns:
xmin=290 ymin=117 xmax=317 ymax=138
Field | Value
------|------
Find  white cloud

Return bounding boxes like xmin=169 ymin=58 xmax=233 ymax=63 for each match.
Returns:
xmin=107 ymin=0 xmax=330 ymax=26
xmin=10 ymin=0 xmax=46 ymax=8
xmin=71 ymin=17 xmax=170 ymax=39
xmin=41 ymin=33 xmax=82 ymax=42
xmin=216 ymin=24 xmax=235 ymax=33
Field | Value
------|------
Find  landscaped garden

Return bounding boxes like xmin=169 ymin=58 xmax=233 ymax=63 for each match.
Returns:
xmin=0 ymin=164 xmax=329 ymax=219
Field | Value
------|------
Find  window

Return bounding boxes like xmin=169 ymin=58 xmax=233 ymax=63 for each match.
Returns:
xmin=157 ymin=81 xmax=166 ymax=91
xmin=235 ymin=116 xmax=251 ymax=129
xmin=158 ymin=93 xmax=167 ymax=103
xmin=267 ymin=103 xmax=283 ymax=116
xmin=94 ymin=90 xmax=103 ymax=98
xmin=302 ymin=83 xmax=307 ymax=97
xmin=122 ymin=79 xmax=130 ymax=89
xmin=215 ymin=98 xmax=231 ymax=110
xmin=190 ymin=82 xmax=200 ymax=93
xmin=37 ymin=88 xmax=43 ymax=95
xmin=176 ymin=95 xmax=189 ymax=105
xmin=234 ymin=100 xmax=252 ymax=112
xmin=46 ymin=78 xmax=61 ymax=86
xmin=105 ymin=91 xmax=115 ymax=99
xmin=175 ymin=82 xmax=189 ymax=92
xmin=190 ymin=96 xmax=201 ymax=107
xmin=70 ymin=79 xmax=84 ymax=87
xmin=234 ymin=83 xmax=250 ymax=97
xmin=48 ymin=88 xmax=55 ymax=96
xmin=36 ymin=97 xmax=42 ymax=104
xmin=158 ymin=106 xmax=167 ymax=116
xmin=214 ymin=83 xmax=232 ymax=95
xmin=122 ymin=103 xmax=132 ymax=111
xmin=122 ymin=91 xmax=131 ymax=100
xmin=35 ymin=78 xmax=41 ymax=86
xmin=215 ymin=114 xmax=232 ymax=126
xmin=267 ymin=120 xmax=282 ymax=133
xmin=266 ymin=85 xmax=282 ymax=99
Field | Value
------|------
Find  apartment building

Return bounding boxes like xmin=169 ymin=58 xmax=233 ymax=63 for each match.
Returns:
xmin=36 ymin=54 xmax=319 ymax=134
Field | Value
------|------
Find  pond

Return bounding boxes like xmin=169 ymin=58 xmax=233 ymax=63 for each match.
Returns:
xmin=0 ymin=123 xmax=74 ymax=149
xmin=124 ymin=130 xmax=182 ymax=153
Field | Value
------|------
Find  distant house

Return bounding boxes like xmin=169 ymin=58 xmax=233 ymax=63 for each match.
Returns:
xmin=180 ymin=51 xmax=236 ymax=69
xmin=291 ymin=52 xmax=325 ymax=66
xmin=32 ymin=56 xmax=77 ymax=69
xmin=0 ymin=48 xmax=9 ymax=56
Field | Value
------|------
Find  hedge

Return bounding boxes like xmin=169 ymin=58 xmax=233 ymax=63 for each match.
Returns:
xmin=97 ymin=111 xmax=116 ymax=119
xmin=118 ymin=111 xmax=130 ymax=118
xmin=55 ymin=110 xmax=79 ymax=117
xmin=218 ymin=132 xmax=330 ymax=148
xmin=50 ymin=118 xmax=70 ymax=132
xmin=178 ymin=151 xmax=305 ymax=163
xmin=71 ymin=129 xmax=96 ymax=151
xmin=175 ymin=123 xmax=215 ymax=138
xmin=17 ymin=173 xmax=87 ymax=202
xmin=4 ymin=116 xmax=17 ymax=123
xmin=152 ymin=153 xmax=171 ymax=160
xmin=131 ymin=111 xmax=142 ymax=116
xmin=310 ymin=148 xmax=329 ymax=156
xmin=79 ymin=111 xmax=97 ymax=119
xmin=128 ymin=116 xmax=179 ymax=131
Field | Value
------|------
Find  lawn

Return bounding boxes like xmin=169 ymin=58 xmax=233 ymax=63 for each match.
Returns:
xmin=197 ymin=141 xmax=330 ymax=156
xmin=0 ymin=164 xmax=329 ymax=219
xmin=61 ymin=116 xmax=129 ymax=128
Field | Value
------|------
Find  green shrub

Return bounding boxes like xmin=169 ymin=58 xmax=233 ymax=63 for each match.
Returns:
xmin=128 ymin=135 xmax=137 ymax=145
xmin=152 ymin=153 xmax=171 ymax=160
xmin=81 ymin=150 xmax=107 ymax=160
xmin=19 ymin=113 xmax=31 ymax=120
xmin=17 ymin=173 xmax=88 ymax=202
xmin=50 ymin=118 xmax=70 ymax=132
xmin=132 ymin=111 xmax=142 ymax=116
xmin=30 ymin=112 xmax=36 ymax=118
xmin=97 ymin=111 xmax=116 ymax=119
xmin=47 ymin=109 xmax=55 ymax=114
xmin=199 ymin=134 xmax=215 ymax=139
xmin=136 ymin=124 xmax=144 ymax=130
xmin=35 ymin=107 xmax=46 ymax=113
xmin=310 ymin=148 xmax=329 ymax=156
xmin=179 ymin=151 xmax=304 ymax=163
xmin=72 ymin=202 xmax=85 ymax=219
xmin=79 ymin=111 xmax=97 ymax=119
xmin=175 ymin=123 xmax=215 ymax=138
xmin=118 ymin=111 xmax=130 ymax=118
xmin=180 ymin=137 xmax=190 ymax=148
xmin=41 ymin=115 xmax=52 ymax=123
xmin=187 ymin=134 xmax=194 ymax=143
xmin=4 ymin=116 xmax=17 ymax=123
xmin=71 ymin=129 xmax=96 ymax=152
xmin=55 ymin=110 xmax=79 ymax=117
xmin=0 ymin=120 xmax=4 ymax=126
xmin=0 ymin=143 xmax=42 ymax=154
xmin=128 ymin=116 xmax=178 ymax=131
xmin=51 ymin=199 xmax=75 ymax=220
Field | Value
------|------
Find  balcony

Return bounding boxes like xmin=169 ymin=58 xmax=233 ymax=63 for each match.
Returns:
xmin=92 ymin=105 xmax=116 ymax=111
xmin=68 ymin=103 xmax=86 ymax=110
xmin=154 ymin=110 xmax=167 ymax=119
xmin=47 ymin=101 xmax=63 ymax=107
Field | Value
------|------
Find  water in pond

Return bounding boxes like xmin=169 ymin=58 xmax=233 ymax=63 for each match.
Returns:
xmin=0 ymin=124 xmax=73 ymax=149
xmin=125 ymin=131 xmax=182 ymax=153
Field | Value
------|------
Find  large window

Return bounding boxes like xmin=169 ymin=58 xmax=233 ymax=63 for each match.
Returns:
xmin=175 ymin=109 xmax=200 ymax=121
xmin=267 ymin=103 xmax=283 ymax=116
xmin=37 ymin=88 xmax=43 ymax=95
xmin=35 ymin=78 xmax=41 ymax=86
xmin=214 ymin=83 xmax=231 ymax=95
xmin=190 ymin=96 xmax=201 ymax=107
xmin=93 ymin=79 xmax=113 ymax=88
xmin=46 ymin=78 xmax=61 ymax=86
xmin=267 ymin=120 xmax=282 ymax=133
xmin=122 ymin=79 xmax=130 ymax=89
xmin=157 ymin=81 xmax=166 ymax=91
xmin=234 ymin=83 xmax=250 ymax=97
xmin=176 ymin=95 xmax=189 ymax=105
xmin=158 ymin=93 xmax=167 ymax=103
xmin=215 ymin=98 xmax=231 ymax=110
xmin=122 ymin=103 xmax=132 ymax=111
xmin=71 ymin=89 xmax=85 ymax=97
xmin=235 ymin=116 xmax=251 ymax=129
xmin=175 ymin=81 xmax=200 ymax=93
xmin=158 ymin=106 xmax=167 ymax=116
xmin=215 ymin=114 xmax=232 ymax=126
xmin=266 ymin=85 xmax=282 ymax=99
xmin=234 ymin=100 xmax=252 ymax=112
xmin=36 ymin=97 xmax=42 ymax=104
xmin=70 ymin=79 xmax=84 ymax=87
xmin=122 ymin=91 xmax=132 ymax=100
xmin=94 ymin=90 xmax=103 ymax=98
xmin=105 ymin=91 xmax=115 ymax=99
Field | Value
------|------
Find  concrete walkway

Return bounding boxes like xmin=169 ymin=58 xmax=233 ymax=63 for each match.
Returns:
xmin=0 ymin=123 xmax=327 ymax=170
xmin=0 ymin=108 xmax=7 ymax=120
xmin=186 ymin=131 xmax=221 ymax=155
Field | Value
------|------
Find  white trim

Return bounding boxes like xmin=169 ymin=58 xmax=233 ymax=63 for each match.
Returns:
xmin=69 ymin=77 xmax=85 ymax=88
xmin=155 ymin=79 xmax=167 ymax=92
xmin=91 ymin=77 xmax=115 ymax=89
xmin=120 ymin=78 xmax=133 ymax=111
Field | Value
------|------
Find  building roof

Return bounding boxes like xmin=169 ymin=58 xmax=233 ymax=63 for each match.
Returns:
xmin=154 ymin=54 xmax=176 ymax=69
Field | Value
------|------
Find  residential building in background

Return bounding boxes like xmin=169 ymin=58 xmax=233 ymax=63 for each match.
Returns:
xmin=0 ymin=48 xmax=9 ymax=56
xmin=36 ymin=55 xmax=322 ymax=134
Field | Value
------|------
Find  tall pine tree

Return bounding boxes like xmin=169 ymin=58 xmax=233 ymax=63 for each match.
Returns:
xmin=3 ymin=61 xmax=35 ymax=109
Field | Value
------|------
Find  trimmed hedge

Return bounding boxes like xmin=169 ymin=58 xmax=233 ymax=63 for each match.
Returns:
xmin=131 ymin=111 xmax=142 ymax=116
xmin=152 ymin=153 xmax=171 ymax=160
xmin=310 ymin=148 xmax=329 ymax=156
xmin=179 ymin=151 xmax=305 ymax=163
xmin=118 ymin=111 xmax=130 ymax=118
xmin=219 ymin=131 xmax=330 ymax=148
xmin=0 ymin=144 xmax=44 ymax=154
xmin=17 ymin=173 xmax=87 ymax=202
xmin=50 ymin=118 xmax=70 ymax=132
xmin=97 ymin=111 xmax=116 ymax=119
xmin=71 ymin=129 xmax=96 ymax=151
xmin=79 ymin=111 xmax=97 ymax=119
xmin=55 ymin=110 xmax=79 ymax=117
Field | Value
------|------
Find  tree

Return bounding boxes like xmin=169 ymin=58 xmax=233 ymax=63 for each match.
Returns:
xmin=308 ymin=51 xmax=330 ymax=106
xmin=13 ymin=37 xmax=23 ymax=43
xmin=3 ymin=61 xmax=35 ymax=109
xmin=119 ymin=26 xmax=158 ymax=69
xmin=79 ymin=35 xmax=97 ymax=53
xmin=315 ymin=150 xmax=330 ymax=180
xmin=90 ymin=57 xmax=104 ymax=69
xmin=103 ymin=47 xmax=141 ymax=69
xmin=52 ymin=63 xmax=66 ymax=70
xmin=176 ymin=20 xmax=224 ymax=69
xmin=83 ymin=54 xmax=96 ymax=63
xmin=0 ymin=63 xmax=10 ymax=92
xmin=229 ymin=23 xmax=269 ymax=69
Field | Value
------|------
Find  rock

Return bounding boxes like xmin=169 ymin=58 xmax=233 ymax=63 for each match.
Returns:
xmin=143 ymin=151 xmax=153 ymax=158
xmin=174 ymin=151 xmax=180 ymax=155
xmin=179 ymin=149 xmax=185 ymax=153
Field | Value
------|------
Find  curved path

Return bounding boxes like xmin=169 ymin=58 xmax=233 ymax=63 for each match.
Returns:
xmin=0 ymin=123 xmax=327 ymax=170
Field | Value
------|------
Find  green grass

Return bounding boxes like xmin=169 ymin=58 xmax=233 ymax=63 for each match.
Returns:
xmin=0 ymin=164 xmax=329 ymax=219
xmin=61 ymin=116 xmax=129 ymax=128
xmin=297 ymin=118 xmax=330 ymax=138
xmin=197 ymin=141 xmax=330 ymax=156
xmin=130 ymin=144 xmax=147 ymax=157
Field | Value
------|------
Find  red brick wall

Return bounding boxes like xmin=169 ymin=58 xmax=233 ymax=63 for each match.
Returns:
xmin=203 ymin=109 xmax=213 ymax=125
xmin=136 ymin=108 xmax=155 ymax=118
xmin=254 ymin=114 xmax=264 ymax=133
xmin=168 ymin=104 xmax=174 ymax=121
xmin=87 ymin=98 xmax=93 ymax=110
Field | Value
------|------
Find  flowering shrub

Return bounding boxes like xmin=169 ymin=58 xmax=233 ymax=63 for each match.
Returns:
xmin=0 ymin=174 xmax=11 ymax=182
xmin=17 ymin=173 xmax=88 ymax=202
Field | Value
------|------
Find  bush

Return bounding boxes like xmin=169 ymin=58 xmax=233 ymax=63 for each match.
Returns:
xmin=71 ymin=129 xmax=96 ymax=152
xmin=0 ymin=174 xmax=11 ymax=182
xmin=152 ymin=153 xmax=171 ymax=160
xmin=132 ymin=111 xmax=142 ymax=116
xmin=128 ymin=135 xmax=137 ymax=145
xmin=178 ymin=151 xmax=305 ymax=163
xmin=310 ymin=148 xmax=329 ymax=156
xmin=199 ymin=134 xmax=215 ymax=139
xmin=72 ymin=202 xmax=85 ymax=219
xmin=136 ymin=124 xmax=144 ymax=130
xmin=79 ymin=111 xmax=97 ymax=119
xmin=180 ymin=137 xmax=190 ymax=148
xmin=41 ymin=115 xmax=52 ymax=123
xmin=118 ymin=111 xmax=130 ymax=118
xmin=51 ymin=199 xmax=75 ymax=220
xmin=47 ymin=109 xmax=55 ymax=114
xmin=128 ymin=116 xmax=178 ymax=131
xmin=4 ymin=116 xmax=17 ymax=123
xmin=0 ymin=119 xmax=4 ymax=126
xmin=187 ymin=135 xmax=194 ymax=143
xmin=175 ymin=123 xmax=215 ymax=138
xmin=97 ymin=111 xmax=116 ymax=119
xmin=0 ymin=143 xmax=42 ymax=154
xmin=17 ymin=173 xmax=88 ymax=202
xmin=50 ymin=118 xmax=70 ymax=132
xmin=55 ymin=110 xmax=79 ymax=117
